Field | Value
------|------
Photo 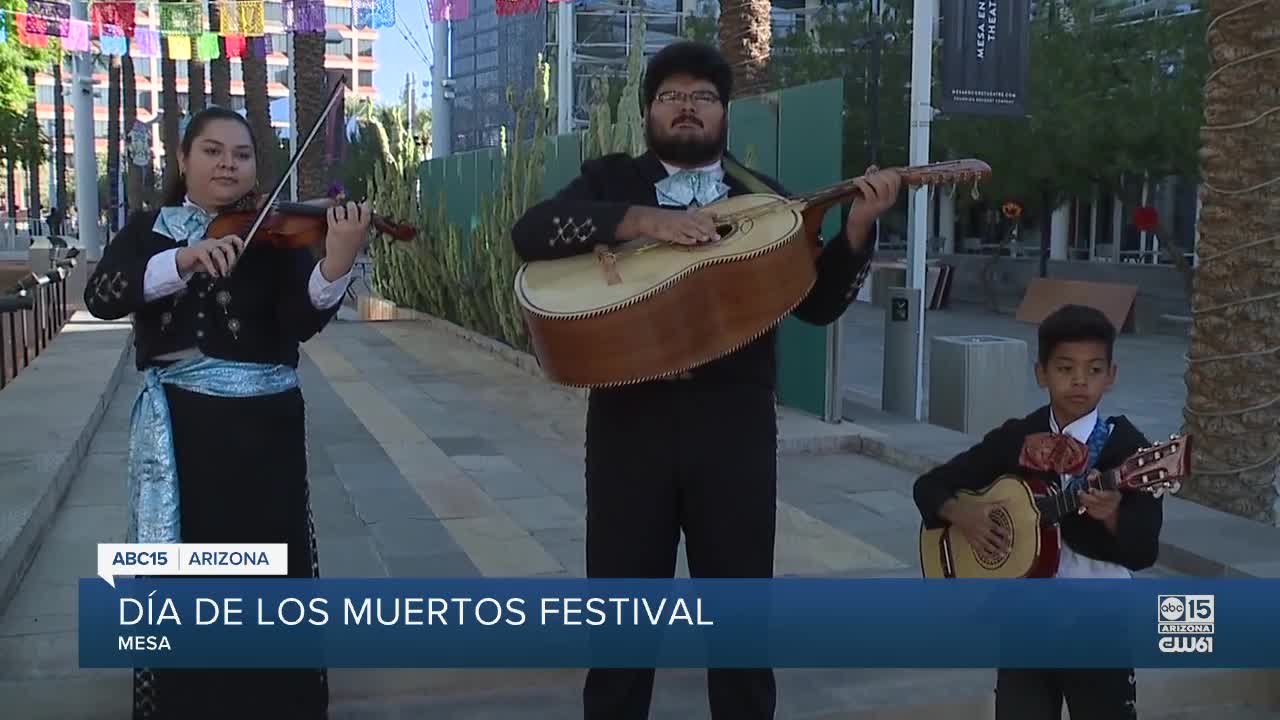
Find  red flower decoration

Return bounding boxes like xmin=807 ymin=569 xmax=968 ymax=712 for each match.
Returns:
xmin=1019 ymin=432 xmax=1089 ymax=475
xmin=1134 ymin=206 xmax=1158 ymax=232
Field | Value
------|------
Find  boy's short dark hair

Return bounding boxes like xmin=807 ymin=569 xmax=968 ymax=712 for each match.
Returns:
xmin=1037 ymin=304 xmax=1116 ymax=365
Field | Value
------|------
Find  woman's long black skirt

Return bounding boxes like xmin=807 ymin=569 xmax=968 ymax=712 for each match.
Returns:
xmin=132 ymin=384 xmax=329 ymax=719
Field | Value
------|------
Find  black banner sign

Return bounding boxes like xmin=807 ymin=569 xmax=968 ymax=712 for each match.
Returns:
xmin=940 ymin=0 xmax=1031 ymax=117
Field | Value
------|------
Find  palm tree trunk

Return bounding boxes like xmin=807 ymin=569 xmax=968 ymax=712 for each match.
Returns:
xmin=160 ymin=36 xmax=181 ymax=192
xmin=718 ymin=0 xmax=773 ymax=99
xmin=122 ymin=56 xmax=144 ymax=211
xmin=52 ymin=58 xmax=67 ymax=211
xmin=107 ymin=56 xmax=122 ymax=232
xmin=189 ymin=60 xmax=206 ymax=114
xmin=1180 ymin=0 xmax=1280 ymax=523
xmin=207 ymin=4 xmax=232 ymax=107
xmin=292 ymin=32 xmax=328 ymax=202
xmin=25 ymin=69 xmax=41 ymax=230
xmin=241 ymin=47 xmax=275 ymax=184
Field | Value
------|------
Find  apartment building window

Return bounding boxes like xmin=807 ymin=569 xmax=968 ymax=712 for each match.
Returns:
xmin=95 ymin=121 xmax=108 ymax=137
xmin=477 ymin=50 xmax=497 ymax=70
xmin=358 ymin=70 xmax=373 ymax=88
xmin=270 ymin=33 xmax=288 ymax=50
xmin=137 ymin=92 xmax=152 ymax=111
xmin=337 ymin=39 xmax=353 ymax=58
xmin=37 ymin=85 xmax=56 ymax=104
xmin=232 ymin=63 xmax=244 ymax=82
xmin=231 ymin=96 xmax=246 ymax=111
xmin=326 ymin=6 xmax=352 ymax=25
xmin=265 ymin=1 xmax=283 ymax=22
xmin=358 ymin=39 xmax=374 ymax=57
xmin=272 ymin=66 xmax=289 ymax=85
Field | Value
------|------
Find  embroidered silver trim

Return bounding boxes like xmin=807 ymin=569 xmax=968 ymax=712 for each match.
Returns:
xmin=550 ymin=216 xmax=596 ymax=246
xmin=89 ymin=271 xmax=129 ymax=304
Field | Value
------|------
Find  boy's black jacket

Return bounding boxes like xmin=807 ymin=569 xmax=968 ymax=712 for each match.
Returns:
xmin=912 ymin=405 xmax=1163 ymax=571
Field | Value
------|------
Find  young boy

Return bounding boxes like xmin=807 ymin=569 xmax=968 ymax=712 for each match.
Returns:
xmin=913 ymin=304 xmax=1163 ymax=720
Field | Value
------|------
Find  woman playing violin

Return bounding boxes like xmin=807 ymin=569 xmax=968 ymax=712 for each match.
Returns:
xmin=84 ymin=105 xmax=367 ymax=719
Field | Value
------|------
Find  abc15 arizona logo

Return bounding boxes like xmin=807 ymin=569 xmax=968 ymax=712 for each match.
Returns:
xmin=1157 ymin=595 xmax=1214 ymax=654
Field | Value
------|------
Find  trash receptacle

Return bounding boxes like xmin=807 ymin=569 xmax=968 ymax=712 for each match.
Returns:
xmin=928 ymin=335 xmax=1027 ymax=434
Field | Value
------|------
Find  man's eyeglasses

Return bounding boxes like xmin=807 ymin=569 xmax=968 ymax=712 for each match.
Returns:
xmin=655 ymin=90 xmax=721 ymax=106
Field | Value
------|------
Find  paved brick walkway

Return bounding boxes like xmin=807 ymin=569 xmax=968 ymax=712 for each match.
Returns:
xmin=0 ymin=313 xmax=1238 ymax=719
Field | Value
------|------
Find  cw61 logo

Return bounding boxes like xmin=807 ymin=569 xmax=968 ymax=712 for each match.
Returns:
xmin=1159 ymin=595 xmax=1214 ymax=623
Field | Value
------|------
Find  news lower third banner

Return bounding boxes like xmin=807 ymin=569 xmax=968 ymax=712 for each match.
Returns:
xmin=940 ymin=0 xmax=1031 ymax=117
xmin=82 ymin=568 xmax=1264 ymax=669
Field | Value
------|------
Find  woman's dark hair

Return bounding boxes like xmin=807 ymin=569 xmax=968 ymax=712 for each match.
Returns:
xmin=640 ymin=40 xmax=733 ymax=114
xmin=1037 ymin=304 xmax=1117 ymax=365
xmin=160 ymin=106 xmax=259 ymax=208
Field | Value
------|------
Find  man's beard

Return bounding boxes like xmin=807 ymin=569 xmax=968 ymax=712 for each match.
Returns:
xmin=645 ymin=115 xmax=728 ymax=167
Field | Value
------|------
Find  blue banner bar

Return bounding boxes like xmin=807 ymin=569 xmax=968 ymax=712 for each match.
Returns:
xmin=79 ymin=578 xmax=1264 ymax=669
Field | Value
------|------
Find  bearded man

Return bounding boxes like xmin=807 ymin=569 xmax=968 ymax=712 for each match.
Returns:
xmin=510 ymin=40 xmax=900 ymax=719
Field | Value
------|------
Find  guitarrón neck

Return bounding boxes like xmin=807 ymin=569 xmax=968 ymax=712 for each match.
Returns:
xmin=1033 ymin=468 xmax=1121 ymax=526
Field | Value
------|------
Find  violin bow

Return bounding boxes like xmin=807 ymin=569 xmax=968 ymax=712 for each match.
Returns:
xmin=240 ymin=78 xmax=348 ymax=251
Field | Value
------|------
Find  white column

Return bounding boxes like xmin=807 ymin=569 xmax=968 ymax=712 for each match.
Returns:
xmin=1088 ymin=185 xmax=1098 ymax=261
xmin=1139 ymin=174 xmax=1150 ymax=263
xmin=557 ymin=2 xmax=575 ymax=135
xmin=902 ymin=0 xmax=936 ymax=421
xmin=1111 ymin=193 xmax=1123 ymax=262
xmin=1050 ymin=203 xmax=1069 ymax=261
xmin=939 ymin=187 xmax=955 ymax=254
xmin=72 ymin=0 xmax=100 ymax=259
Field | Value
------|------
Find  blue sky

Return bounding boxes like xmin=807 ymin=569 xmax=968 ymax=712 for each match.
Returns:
xmin=371 ymin=10 xmax=437 ymax=105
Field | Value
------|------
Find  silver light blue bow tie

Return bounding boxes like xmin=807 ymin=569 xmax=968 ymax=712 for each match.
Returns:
xmin=655 ymin=169 xmax=730 ymax=208
xmin=153 ymin=204 xmax=213 ymax=245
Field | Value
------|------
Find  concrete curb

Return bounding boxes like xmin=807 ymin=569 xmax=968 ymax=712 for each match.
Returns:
xmin=0 ymin=315 xmax=133 ymax=616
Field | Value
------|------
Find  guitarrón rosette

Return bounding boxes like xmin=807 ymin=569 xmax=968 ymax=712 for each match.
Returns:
xmin=1018 ymin=432 xmax=1090 ymax=475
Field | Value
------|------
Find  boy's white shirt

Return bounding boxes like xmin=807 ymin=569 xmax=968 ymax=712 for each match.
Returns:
xmin=1049 ymin=407 xmax=1133 ymax=579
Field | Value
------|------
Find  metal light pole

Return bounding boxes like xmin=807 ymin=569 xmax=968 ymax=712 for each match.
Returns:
xmin=71 ymin=0 xmax=100 ymax=259
xmin=903 ymin=0 xmax=936 ymax=421
xmin=431 ymin=17 xmax=452 ymax=158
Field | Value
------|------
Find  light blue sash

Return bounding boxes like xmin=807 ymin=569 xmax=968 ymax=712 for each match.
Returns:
xmin=127 ymin=356 xmax=299 ymax=543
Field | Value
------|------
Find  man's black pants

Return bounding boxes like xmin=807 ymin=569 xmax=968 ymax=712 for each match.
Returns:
xmin=581 ymin=382 xmax=777 ymax=720
xmin=996 ymin=668 xmax=1137 ymax=719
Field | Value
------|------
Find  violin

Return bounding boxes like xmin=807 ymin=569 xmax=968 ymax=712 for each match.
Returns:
xmin=208 ymin=195 xmax=417 ymax=251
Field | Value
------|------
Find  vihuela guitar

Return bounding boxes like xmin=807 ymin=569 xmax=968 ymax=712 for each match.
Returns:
xmin=514 ymin=158 xmax=991 ymax=388
xmin=918 ymin=432 xmax=1192 ymax=579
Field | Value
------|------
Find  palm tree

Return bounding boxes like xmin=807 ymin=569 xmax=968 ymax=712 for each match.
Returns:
xmin=51 ymin=54 xmax=67 ymax=211
xmin=24 ymin=68 xmax=42 ymax=228
xmin=718 ymin=0 xmax=773 ymax=99
xmin=107 ymin=55 xmax=121 ymax=231
xmin=241 ymin=41 xmax=275 ymax=183
xmin=1180 ymin=0 xmax=1280 ymax=523
xmin=159 ymin=28 xmax=181 ymax=190
xmin=189 ymin=59 xmax=206 ymax=114
xmin=207 ymin=4 xmax=232 ymax=106
xmin=121 ymin=55 xmax=144 ymax=211
xmin=292 ymin=32 xmax=328 ymax=202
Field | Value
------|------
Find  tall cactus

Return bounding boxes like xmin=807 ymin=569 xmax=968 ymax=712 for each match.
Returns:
xmin=366 ymin=56 xmax=560 ymax=350
xmin=584 ymin=9 xmax=648 ymax=160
